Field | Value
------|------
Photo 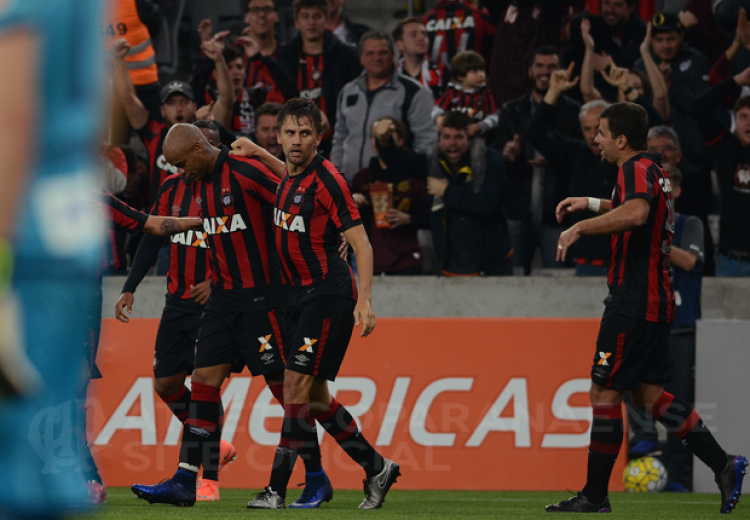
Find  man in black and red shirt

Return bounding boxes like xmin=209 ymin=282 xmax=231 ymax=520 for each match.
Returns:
xmin=114 ymin=172 xmax=240 ymax=501
xmin=235 ymin=99 xmax=399 ymax=510
xmin=421 ymin=0 xmax=496 ymax=70
xmin=547 ymin=102 xmax=746 ymax=514
xmin=131 ymin=124 xmax=328 ymax=508
xmin=114 ymin=39 xmax=200 ymax=205
xmin=276 ymin=0 xmax=362 ymax=155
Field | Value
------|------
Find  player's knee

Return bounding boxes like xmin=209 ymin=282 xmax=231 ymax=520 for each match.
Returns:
xmin=191 ymin=367 xmax=225 ymax=388
xmin=154 ymin=377 xmax=184 ymax=399
xmin=283 ymin=371 xmax=312 ymax=402
xmin=589 ymin=382 xmax=622 ymax=406
xmin=263 ymin=370 xmax=284 ymax=387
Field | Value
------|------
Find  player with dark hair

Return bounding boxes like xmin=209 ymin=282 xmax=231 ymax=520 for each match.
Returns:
xmin=233 ymin=98 xmax=399 ymax=510
xmin=130 ymin=123 xmax=330 ymax=508
xmin=546 ymin=101 xmax=747 ymax=514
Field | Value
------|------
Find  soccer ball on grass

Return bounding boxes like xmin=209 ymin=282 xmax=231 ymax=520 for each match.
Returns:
xmin=623 ymin=456 xmax=667 ymax=492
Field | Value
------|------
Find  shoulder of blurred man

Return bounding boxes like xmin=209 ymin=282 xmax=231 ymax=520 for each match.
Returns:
xmin=622 ymin=10 xmax=647 ymax=42
xmin=672 ymin=44 xmax=712 ymax=75
xmin=342 ymin=15 xmax=371 ymax=45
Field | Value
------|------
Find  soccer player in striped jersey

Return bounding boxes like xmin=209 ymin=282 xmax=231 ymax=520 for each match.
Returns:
xmin=114 ymin=170 xmax=241 ymax=502
xmin=130 ymin=123 xmax=330 ymax=508
xmin=235 ymin=98 xmax=399 ymax=510
xmin=547 ymin=102 xmax=746 ymax=514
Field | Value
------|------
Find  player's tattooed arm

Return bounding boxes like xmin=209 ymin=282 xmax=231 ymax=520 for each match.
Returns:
xmin=159 ymin=218 xmax=180 ymax=235
xmin=143 ymin=216 xmax=203 ymax=236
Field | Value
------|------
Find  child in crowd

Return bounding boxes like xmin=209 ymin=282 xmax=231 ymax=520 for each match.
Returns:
xmin=432 ymin=50 xmax=498 ymax=137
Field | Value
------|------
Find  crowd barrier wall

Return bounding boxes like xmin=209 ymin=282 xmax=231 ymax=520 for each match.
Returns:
xmin=90 ymin=317 xmax=627 ymax=490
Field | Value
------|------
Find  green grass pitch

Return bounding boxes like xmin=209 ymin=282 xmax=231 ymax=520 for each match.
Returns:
xmin=73 ymin=488 xmax=747 ymax=519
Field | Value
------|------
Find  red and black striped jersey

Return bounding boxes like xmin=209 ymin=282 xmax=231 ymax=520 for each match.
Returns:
xmin=297 ymin=53 xmax=326 ymax=114
xmin=245 ymin=52 xmax=287 ymax=105
xmin=397 ymin=57 xmax=446 ymax=99
xmin=204 ymin=84 xmax=280 ymax=137
xmin=274 ymin=155 xmax=361 ymax=302
xmin=606 ymin=153 xmax=675 ymax=323
xmin=421 ymin=0 xmax=496 ymax=69
xmin=192 ymin=148 xmax=283 ymax=310
xmin=100 ymin=192 xmax=148 ymax=231
xmin=432 ymin=82 xmax=498 ymax=131
xmin=135 ymin=115 xmax=179 ymax=204
xmin=151 ymin=175 xmax=212 ymax=300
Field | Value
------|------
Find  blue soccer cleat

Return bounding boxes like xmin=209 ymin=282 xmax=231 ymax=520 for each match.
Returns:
xmin=627 ymin=440 xmax=661 ymax=459
xmin=288 ymin=472 xmax=334 ymax=509
xmin=131 ymin=478 xmax=196 ymax=507
xmin=716 ymin=454 xmax=748 ymax=514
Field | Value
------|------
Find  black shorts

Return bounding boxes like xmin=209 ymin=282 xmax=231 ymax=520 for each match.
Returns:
xmin=591 ymin=307 xmax=674 ymax=391
xmin=284 ymin=295 xmax=356 ymax=381
xmin=153 ymin=305 xmax=201 ymax=379
xmin=194 ymin=306 xmax=287 ymax=377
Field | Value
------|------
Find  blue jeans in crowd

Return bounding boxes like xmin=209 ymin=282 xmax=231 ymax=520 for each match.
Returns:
xmin=715 ymin=254 xmax=750 ymax=277
xmin=507 ymin=221 xmax=567 ymax=275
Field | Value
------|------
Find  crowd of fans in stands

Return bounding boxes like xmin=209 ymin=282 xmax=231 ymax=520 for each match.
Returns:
xmin=102 ymin=0 xmax=750 ymax=278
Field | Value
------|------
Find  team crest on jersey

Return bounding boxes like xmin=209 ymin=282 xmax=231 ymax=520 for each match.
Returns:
xmin=172 ymin=205 xmax=181 ymax=216
xmin=202 ymin=214 xmax=248 ymax=234
xmin=196 ymin=197 xmax=203 ymax=205
xmin=426 ymin=15 xmax=475 ymax=32
xmin=735 ymin=164 xmax=750 ymax=191
xmin=171 ymin=229 xmax=209 ymax=248
xmin=222 ymin=193 xmax=234 ymax=208
xmin=292 ymin=189 xmax=305 ymax=207
xmin=274 ymin=208 xmax=306 ymax=232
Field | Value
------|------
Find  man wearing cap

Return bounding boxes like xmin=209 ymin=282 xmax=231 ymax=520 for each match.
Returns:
xmin=634 ymin=12 xmax=712 ymax=172
xmin=113 ymin=39 xmax=200 ymax=206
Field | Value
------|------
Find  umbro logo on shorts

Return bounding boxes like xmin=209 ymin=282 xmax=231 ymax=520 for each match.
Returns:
xmin=598 ymin=352 xmax=612 ymax=366
xmin=295 ymin=354 xmax=309 ymax=366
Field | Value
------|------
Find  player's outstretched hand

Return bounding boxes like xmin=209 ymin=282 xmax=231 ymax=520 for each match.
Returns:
xmin=230 ymin=137 xmax=264 ymax=158
xmin=354 ymin=300 xmax=376 ymax=338
xmin=555 ymin=197 xmax=589 ymax=223
xmin=556 ymin=225 xmax=581 ymax=262
xmin=189 ymin=280 xmax=211 ymax=306
xmin=115 ymin=292 xmax=135 ymax=323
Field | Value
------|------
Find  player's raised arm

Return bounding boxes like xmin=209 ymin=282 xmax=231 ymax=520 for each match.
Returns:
xmin=230 ymin=137 xmax=286 ymax=178
xmin=111 ymin=38 xmax=149 ymax=130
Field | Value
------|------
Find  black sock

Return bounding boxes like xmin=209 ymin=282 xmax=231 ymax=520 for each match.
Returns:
xmin=581 ymin=405 xmax=623 ymax=503
xmin=269 ymin=383 xmax=323 ymax=475
xmin=162 ymin=386 xmax=192 ymax=423
xmin=316 ymin=398 xmax=384 ymax=478
xmin=651 ymin=391 xmax=727 ymax=474
xmin=269 ymin=403 xmax=312 ymax=499
xmin=178 ymin=382 xmax=221 ymax=490
xmin=201 ymin=401 xmax=225 ymax=482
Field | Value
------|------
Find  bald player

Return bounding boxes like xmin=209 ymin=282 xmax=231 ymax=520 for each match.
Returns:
xmin=131 ymin=124 xmax=330 ymax=507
